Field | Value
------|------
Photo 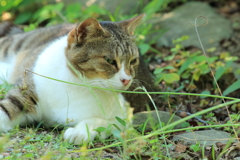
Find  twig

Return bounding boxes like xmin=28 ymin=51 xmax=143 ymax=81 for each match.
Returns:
xmin=177 ymin=111 xmax=213 ymax=130
xmin=55 ymin=10 xmax=69 ymax=23
xmin=190 ymin=16 xmax=239 ymax=142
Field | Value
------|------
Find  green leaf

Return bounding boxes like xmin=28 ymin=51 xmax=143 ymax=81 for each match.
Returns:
xmin=208 ymin=56 xmax=218 ymax=63
xmin=173 ymin=36 xmax=189 ymax=44
xmin=163 ymin=54 xmax=176 ymax=61
xmin=149 ymin=139 xmax=158 ymax=144
xmin=24 ymin=153 xmax=34 ymax=158
xmin=65 ymin=3 xmax=81 ymax=22
xmin=223 ymin=79 xmax=240 ymax=96
xmin=93 ymin=127 xmax=106 ymax=133
xmin=193 ymin=69 xmax=202 ymax=81
xmin=112 ymin=124 xmax=121 ymax=132
xmin=84 ymin=5 xmax=108 ymax=15
xmin=23 ymin=23 xmax=37 ymax=32
xmin=115 ymin=116 xmax=126 ymax=127
xmin=199 ymin=64 xmax=209 ymax=74
xmin=138 ymin=43 xmax=150 ymax=55
xmin=178 ymin=59 xmax=192 ymax=75
xmin=164 ymin=66 xmax=175 ymax=70
xmin=32 ymin=3 xmax=64 ymax=23
xmin=180 ymin=122 xmax=190 ymax=128
xmin=0 ymin=0 xmax=22 ymax=13
xmin=14 ymin=12 xmax=32 ymax=24
xmin=194 ymin=56 xmax=207 ymax=62
xmin=66 ymin=3 xmax=81 ymax=13
xmin=149 ymin=47 xmax=162 ymax=54
xmin=215 ymin=61 xmax=232 ymax=81
xmin=190 ymin=143 xmax=201 ymax=152
xmin=215 ymin=66 xmax=225 ymax=81
xmin=200 ymin=90 xmax=211 ymax=99
xmin=143 ymin=0 xmax=164 ymax=16
xmin=153 ymin=68 xmax=164 ymax=75
xmin=162 ymin=73 xmax=180 ymax=83
xmin=181 ymin=72 xmax=190 ymax=79
xmin=155 ymin=74 xmax=164 ymax=83
xmin=178 ymin=55 xmax=210 ymax=76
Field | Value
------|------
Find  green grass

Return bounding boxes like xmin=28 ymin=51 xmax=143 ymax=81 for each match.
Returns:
xmin=1 ymin=0 xmax=240 ymax=159
xmin=1 ymin=80 xmax=240 ymax=159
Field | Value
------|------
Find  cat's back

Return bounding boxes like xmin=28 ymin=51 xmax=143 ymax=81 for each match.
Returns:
xmin=0 ymin=23 xmax=76 ymax=83
xmin=0 ymin=23 xmax=76 ymax=60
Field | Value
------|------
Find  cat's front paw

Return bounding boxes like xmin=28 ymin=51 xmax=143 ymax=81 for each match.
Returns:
xmin=64 ymin=127 xmax=97 ymax=144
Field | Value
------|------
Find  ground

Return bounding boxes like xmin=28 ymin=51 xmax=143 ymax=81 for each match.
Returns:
xmin=0 ymin=0 xmax=240 ymax=159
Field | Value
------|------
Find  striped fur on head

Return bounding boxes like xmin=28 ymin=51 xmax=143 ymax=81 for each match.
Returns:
xmin=66 ymin=14 xmax=145 ymax=80
xmin=0 ymin=24 xmax=75 ymax=122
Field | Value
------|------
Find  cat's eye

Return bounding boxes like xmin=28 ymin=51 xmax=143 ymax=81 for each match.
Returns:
xmin=130 ymin=58 xmax=137 ymax=65
xmin=104 ymin=56 xmax=117 ymax=67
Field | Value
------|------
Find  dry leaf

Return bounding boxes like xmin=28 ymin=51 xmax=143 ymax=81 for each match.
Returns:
xmin=176 ymin=142 xmax=187 ymax=153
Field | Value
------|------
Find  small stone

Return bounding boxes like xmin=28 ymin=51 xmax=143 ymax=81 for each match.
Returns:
xmin=150 ymin=1 xmax=233 ymax=50
xmin=133 ymin=111 xmax=184 ymax=131
xmin=179 ymin=111 xmax=188 ymax=118
xmin=173 ymin=130 xmax=237 ymax=146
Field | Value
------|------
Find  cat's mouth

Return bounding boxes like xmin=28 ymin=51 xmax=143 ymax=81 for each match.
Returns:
xmin=94 ymin=80 xmax=132 ymax=91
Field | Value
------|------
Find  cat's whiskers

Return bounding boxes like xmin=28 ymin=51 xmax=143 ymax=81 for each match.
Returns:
xmin=133 ymin=78 xmax=154 ymax=92
xmin=0 ymin=13 xmax=147 ymax=145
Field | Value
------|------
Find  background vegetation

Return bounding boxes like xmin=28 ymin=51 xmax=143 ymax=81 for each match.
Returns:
xmin=0 ymin=0 xmax=240 ymax=159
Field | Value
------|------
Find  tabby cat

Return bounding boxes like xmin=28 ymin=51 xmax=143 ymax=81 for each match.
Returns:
xmin=0 ymin=14 xmax=145 ymax=144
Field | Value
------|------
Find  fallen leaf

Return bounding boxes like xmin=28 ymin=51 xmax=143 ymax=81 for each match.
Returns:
xmin=176 ymin=142 xmax=187 ymax=153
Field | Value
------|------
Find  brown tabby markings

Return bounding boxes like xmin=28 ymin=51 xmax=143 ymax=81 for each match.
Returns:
xmin=0 ymin=24 xmax=76 ymax=120
xmin=0 ymin=14 xmax=145 ymax=123
xmin=0 ymin=21 xmax=23 ymax=37
xmin=66 ymin=18 xmax=140 ymax=80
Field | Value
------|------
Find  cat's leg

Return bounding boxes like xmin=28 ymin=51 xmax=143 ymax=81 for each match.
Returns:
xmin=64 ymin=117 xmax=126 ymax=144
xmin=0 ymin=86 xmax=38 ymax=131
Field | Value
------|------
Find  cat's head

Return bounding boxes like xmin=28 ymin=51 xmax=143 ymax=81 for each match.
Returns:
xmin=65 ymin=14 xmax=145 ymax=90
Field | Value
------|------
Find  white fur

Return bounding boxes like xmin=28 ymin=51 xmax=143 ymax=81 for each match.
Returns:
xmin=0 ymin=35 xmax=132 ymax=144
xmin=25 ymin=36 xmax=131 ymax=144
xmin=0 ymin=58 xmax=15 ymax=84
xmin=0 ymin=110 xmax=15 ymax=131
xmin=0 ymin=108 xmax=28 ymax=131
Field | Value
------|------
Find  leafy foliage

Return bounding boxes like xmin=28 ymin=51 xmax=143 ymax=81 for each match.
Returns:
xmin=154 ymin=35 xmax=240 ymax=96
xmin=1 ymin=0 xmax=240 ymax=159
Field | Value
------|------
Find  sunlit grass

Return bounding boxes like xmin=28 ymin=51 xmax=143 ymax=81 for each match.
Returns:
xmin=1 ymin=75 xmax=240 ymax=159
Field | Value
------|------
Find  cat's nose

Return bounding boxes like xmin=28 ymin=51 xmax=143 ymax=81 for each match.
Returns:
xmin=121 ymin=79 xmax=131 ymax=86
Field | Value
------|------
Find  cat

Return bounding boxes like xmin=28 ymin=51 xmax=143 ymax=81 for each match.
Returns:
xmin=0 ymin=14 xmax=145 ymax=144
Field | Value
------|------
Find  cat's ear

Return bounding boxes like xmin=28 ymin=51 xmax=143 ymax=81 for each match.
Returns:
xmin=118 ymin=13 xmax=146 ymax=35
xmin=68 ymin=18 xmax=106 ymax=45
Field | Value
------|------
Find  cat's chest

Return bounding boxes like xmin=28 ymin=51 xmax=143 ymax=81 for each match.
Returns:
xmin=35 ymin=82 xmax=126 ymax=126
xmin=31 ymin=34 xmax=127 ymax=126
